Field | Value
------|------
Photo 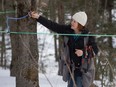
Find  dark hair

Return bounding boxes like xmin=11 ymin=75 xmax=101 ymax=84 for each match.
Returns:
xmin=78 ymin=23 xmax=85 ymax=31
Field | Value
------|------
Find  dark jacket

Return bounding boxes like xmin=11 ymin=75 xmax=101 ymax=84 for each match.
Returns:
xmin=37 ymin=16 xmax=98 ymax=66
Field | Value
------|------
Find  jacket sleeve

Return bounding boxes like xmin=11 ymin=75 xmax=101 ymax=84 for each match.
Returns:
xmin=36 ymin=16 xmax=72 ymax=34
xmin=88 ymin=36 xmax=99 ymax=55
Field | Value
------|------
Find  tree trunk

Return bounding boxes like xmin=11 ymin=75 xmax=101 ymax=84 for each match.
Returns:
xmin=10 ymin=0 xmax=39 ymax=87
xmin=57 ymin=0 xmax=65 ymax=62
xmin=49 ymin=0 xmax=58 ymax=61
xmin=0 ymin=0 xmax=6 ymax=68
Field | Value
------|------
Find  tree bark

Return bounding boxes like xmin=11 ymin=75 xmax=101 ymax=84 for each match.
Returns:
xmin=10 ymin=0 xmax=39 ymax=87
xmin=57 ymin=0 xmax=65 ymax=62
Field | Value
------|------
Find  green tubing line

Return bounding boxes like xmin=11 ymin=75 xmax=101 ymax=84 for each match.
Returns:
xmin=11 ymin=32 xmax=116 ymax=37
xmin=0 ymin=30 xmax=116 ymax=37
xmin=0 ymin=30 xmax=7 ymax=33
xmin=0 ymin=11 xmax=15 ymax=14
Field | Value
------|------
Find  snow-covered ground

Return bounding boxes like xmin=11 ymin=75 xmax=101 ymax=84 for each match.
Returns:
xmin=0 ymin=62 xmax=101 ymax=87
xmin=0 ymin=68 xmax=67 ymax=87
xmin=0 ymin=68 xmax=15 ymax=87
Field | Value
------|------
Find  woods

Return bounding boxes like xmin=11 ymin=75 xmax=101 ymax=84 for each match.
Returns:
xmin=0 ymin=0 xmax=116 ymax=87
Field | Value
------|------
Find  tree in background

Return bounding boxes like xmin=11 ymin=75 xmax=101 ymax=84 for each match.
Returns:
xmin=6 ymin=0 xmax=39 ymax=87
xmin=0 ymin=0 xmax=10 ymax=68
xmin=96 ymin=0 xmax=116 ymax=86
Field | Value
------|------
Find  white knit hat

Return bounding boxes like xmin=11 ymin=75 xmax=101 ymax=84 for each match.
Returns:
xmin=72 ymin=11 xmax=87 ymax=26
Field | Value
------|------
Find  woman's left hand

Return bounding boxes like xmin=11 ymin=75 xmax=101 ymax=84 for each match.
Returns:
xmin=75 ymin=49 xmax=83 ymax=57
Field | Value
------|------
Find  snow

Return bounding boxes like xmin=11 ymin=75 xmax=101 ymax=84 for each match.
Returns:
xmin=0 ymin=68 xmax=16 ymax=87
xmin=37 ymin=24 xmax=67 ymax=87
xmin=0 ymin=77 xmax=15 ymax=87
xmin=113 ymin=37 xmax=116 ymax=48
xmin=0 ymin=68 xmax=67 ymax=87
xmin=0 ymin=68 xmax=102 ymax=87
xmin=39 ymin=73 xmax=67 ymax=87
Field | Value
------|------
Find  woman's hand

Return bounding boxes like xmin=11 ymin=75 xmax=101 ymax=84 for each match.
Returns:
xmin=75 ymin=49 xmax=83 ymax=57
xmin=29 ymin=11 xmax=40 ymax=19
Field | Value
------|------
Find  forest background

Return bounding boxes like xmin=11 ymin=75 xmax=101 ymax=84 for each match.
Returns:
xmin=0 ymin=0 xmax=116 ymax=87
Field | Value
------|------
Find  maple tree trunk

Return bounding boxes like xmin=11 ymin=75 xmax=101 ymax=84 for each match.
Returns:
xmin=10 ymin=0 xmax=39 ymax=87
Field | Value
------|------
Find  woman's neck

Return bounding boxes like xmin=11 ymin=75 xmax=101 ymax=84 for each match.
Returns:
xmin=74 ymin=29 xmax=81 ymax=34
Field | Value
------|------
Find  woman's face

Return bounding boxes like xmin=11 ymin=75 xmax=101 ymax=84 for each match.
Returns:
xmin=71 ymin=19 xmax=78 ymax=31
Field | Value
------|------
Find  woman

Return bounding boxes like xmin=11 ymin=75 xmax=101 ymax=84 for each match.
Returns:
xmin=29 ymin=11 xmax=98 ymax=87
